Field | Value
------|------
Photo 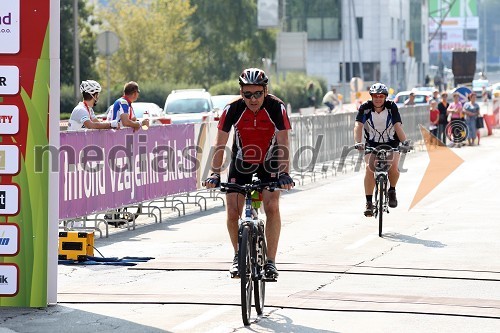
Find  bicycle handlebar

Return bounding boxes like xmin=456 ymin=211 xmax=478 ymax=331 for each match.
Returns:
xmin=360 ymin=143 xmax=412 ymax=153
xmin=364 ymin=146 xmax=402 ymax=153
xmin=220 ymin=181 xmax=279 ymax=194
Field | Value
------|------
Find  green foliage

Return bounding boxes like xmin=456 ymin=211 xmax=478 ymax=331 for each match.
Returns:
xmin=60 ymin=84 xmax=75 ymax=117
xmin=60 ymin=1 xmax=99 ymax=86
xmin=96 ymin=0 xmax=199 ymax=90
xmin=189 ymin=0 xmax=277 ymax=87
xmin=209 ymin=80 xmax=241 ymax=96
xmin=271 ymin=72 xmax=327 ymax=111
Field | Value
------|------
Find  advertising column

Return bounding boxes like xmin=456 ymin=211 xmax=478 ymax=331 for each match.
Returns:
xmin=0 ymin=1 xmax=59 ymax=307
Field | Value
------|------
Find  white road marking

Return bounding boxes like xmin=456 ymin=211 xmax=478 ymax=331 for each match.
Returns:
xmin=345 ymin=228 xmax=393 ymax=249
xmin=345 ymin=234 xmax=376 ymax=249
xmin=171 ymin=305 xmax=233 ymax=331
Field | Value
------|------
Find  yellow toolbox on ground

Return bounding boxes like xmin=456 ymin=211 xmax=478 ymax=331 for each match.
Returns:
xmin=58 ymin=231 xmax=94 ymax=260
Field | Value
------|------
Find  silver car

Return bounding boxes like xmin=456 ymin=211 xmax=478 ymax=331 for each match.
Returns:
xmin=163 ymin=89 xmax=216 ymax=124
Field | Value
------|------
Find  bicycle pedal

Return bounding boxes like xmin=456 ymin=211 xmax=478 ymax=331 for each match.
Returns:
xmin=262 ymin=276 xmax=277 ymax=282
xmin=230 ymin=271 xmax=240 ymax=279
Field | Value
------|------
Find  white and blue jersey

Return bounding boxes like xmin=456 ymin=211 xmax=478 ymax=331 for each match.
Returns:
xmin=355 ymin=100 xmax=402 ymax=147
xmin=107 ymin=96 xmax=135 ymax=124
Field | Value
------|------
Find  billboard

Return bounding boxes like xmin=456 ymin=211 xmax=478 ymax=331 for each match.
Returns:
xmin=429 ymin=0 xmax=478 ymax=54
xmin=0 ymin=0 xmax=59 ymax=307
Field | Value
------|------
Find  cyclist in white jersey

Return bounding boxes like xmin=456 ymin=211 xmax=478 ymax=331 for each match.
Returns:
xmin=67 ymin=80 xmax=119 ymax=131
xmin=354 ymin=83 xmax=411 ymax=217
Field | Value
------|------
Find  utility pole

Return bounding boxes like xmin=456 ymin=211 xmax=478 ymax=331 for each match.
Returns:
xmin=341 ymin=0 xmax=347 ymax=102
xmin=482 ymin=0 xmax=487 ymax=73
xmin=73 ymin=0 xmax=80 ymax=103
xmin=399 ymin=0 xmax=404 ymax=91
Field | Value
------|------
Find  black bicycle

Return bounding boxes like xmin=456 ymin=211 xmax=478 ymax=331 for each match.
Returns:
xmin=220 ymin=180 xmax=277 ymax=326
xmin=365 ymin=146 xmax=408 ymax=237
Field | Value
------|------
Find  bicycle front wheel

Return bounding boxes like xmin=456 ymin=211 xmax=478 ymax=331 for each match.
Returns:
xmin=378 ymin=179 xmax=385 ymax=237
xmin=254 ymin=222 xmax=266 ymax=315
xmin=239 ymin=225 xmax=253 ymax=326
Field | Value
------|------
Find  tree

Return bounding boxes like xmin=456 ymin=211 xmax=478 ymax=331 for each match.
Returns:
xmin=188 ymin=0 xmax=277 ymax=88
xmin=60 ymin=1 xmax=99 ymax=86
xmin=96 ymin=0 xmax=200 ymax=88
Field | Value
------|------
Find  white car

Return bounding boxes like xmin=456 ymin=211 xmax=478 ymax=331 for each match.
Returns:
xmin=131 ymin=102 xmax=170 ymax=125
xmin=98 ymin=102 xmax=169 ymax=125
xmin=163 ymin=89 xmax=216 ymax=124
xmin=211 ymin=94 xmax=241 ymax=112
xmin=393 ymin=90 xmax=433 ymax=108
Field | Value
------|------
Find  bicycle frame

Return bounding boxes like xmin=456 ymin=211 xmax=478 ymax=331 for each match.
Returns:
xmin=220 ymin=180 xmax=276 ymax=326
xmin=366 ymin=147 xmax=399 ymax=237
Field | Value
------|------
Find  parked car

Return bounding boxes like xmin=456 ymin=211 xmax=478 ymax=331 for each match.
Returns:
xmin=472 ymin=79 xmax=489 ymax=97
xmin=131 ymin=102 xmax=170 ymax=125
xmin=490 ymin=82 xmax=500 ymax=98
xmin=211 ymin=94 xmax=241 ymax=112
xmin=393 ymin=90 xmax=433 ymax=107
xmin=163 ymin=89 xmax=216 ymax=124
xmin=98 ymin=102 xmax=170 ymax=125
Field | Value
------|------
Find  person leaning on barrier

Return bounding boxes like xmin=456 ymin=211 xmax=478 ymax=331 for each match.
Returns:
xmin=203 ymin=68 xmax=294 ymax=281
xmin=353 ymin=83 xmax=410 ymax=217
xmin=67 ymin=80 xmax=119 ymax=131
xmin=107 ymin=81 xmax=149 ymax=132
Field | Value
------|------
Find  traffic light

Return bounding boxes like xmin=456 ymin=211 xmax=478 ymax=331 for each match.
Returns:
xmin=406 ymin=40 xmax=414 ymax=57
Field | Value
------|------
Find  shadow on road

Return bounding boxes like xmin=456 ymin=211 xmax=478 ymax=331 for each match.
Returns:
xmin=255 ymin=312 xmax=339 ymax=333
xmin=0 ymin=305 xmax=169 ymax=333
xmin=382 ymin=232 xmax=446 ymax=248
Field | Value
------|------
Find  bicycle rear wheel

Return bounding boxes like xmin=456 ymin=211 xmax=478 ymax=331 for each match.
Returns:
xmin=254 ymin=222 xmax=266 ymax=315
xmin=378 ymin=179 xmax=385 ymax=237
xmin=239 ymin=225 xmax=252 ymax=326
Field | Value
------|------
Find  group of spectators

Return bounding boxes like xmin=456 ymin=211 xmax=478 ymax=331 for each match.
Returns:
xmin=67 ymin=80 xmax=149 ymax=132
xmin=428 ymin=89 xmax=482 ymax=147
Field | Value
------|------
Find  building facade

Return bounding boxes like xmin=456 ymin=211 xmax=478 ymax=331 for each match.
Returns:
xmin=281 ymin=0 xmax=429 ymax=97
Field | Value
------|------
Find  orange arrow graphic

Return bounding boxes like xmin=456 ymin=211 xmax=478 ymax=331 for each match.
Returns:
xmin=409 ymin=125 xmax=464 ymax=210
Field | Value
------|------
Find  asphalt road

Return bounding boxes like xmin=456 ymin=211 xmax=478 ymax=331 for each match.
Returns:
xmin=1 ymin=131 xmax=500 ymax=333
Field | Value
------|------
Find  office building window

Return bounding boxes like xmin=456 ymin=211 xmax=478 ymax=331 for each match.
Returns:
xmin=356 ymin=17 xmax=363 ymax=39
xmin=391 ymin=18 xmax=394 ymax=39
xmin=285 ymin=0 xmax=342 ymax=40
xmin=339 ymin=62 xmax=381 ymax=82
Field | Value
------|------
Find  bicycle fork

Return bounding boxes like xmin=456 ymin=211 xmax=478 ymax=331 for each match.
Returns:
xmin=374 ymin=174 xmax=389 ymax=217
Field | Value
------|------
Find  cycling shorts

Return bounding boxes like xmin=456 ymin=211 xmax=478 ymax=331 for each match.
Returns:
xmin=226 ymin=158 xmax=279 ymax=194
xmin=365 ymin=140 xmax=400 ymax=156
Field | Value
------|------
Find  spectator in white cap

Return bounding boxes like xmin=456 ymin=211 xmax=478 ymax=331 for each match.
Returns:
xmin=67 ymin=80 xmax=119 ymax=131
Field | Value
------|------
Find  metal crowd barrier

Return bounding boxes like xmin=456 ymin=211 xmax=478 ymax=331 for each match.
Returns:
xmin=288 ymin=105 xmax=428 ymax=182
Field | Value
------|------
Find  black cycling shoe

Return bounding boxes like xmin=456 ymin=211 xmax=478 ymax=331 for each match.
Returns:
xmin=364 ymin=202 xmax=374 ymax=217
xmin=388 ymin=189 xmax=398 ymax=208
xmin=229 ymin=253 xmax=239 ymax=279
xmin=263 ymin=260 xmax=279 ymax=282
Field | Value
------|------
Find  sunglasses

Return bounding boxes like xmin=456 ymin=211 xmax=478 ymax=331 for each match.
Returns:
xmin=371 ymin=93 xmax=386 ymax=99
xmin=242 ymin=90 xmax=264 ymax=99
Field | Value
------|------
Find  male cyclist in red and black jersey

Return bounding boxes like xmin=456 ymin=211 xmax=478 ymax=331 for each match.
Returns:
xmin=354 ymin=83 xmax=411 ymax=217
xmin=204 ymin=68 xmax=294 ymax=280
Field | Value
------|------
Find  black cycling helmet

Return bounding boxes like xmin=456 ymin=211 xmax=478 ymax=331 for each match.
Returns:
xmin=239 ymin=68 xmax=269 ymax=86
xmin=369 ymin=83 xmax=389 ymax=96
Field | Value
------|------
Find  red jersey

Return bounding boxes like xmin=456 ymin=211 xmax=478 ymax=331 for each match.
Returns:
xmin=430 ymin=108 xmax=439 ymax=123
xmin=218 ymin=94 xmax=292 ymax=164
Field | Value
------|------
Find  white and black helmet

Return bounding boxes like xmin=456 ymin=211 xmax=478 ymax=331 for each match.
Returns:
xmin=239 ymin=68 xmax=269 ymax=86
xmin=369 ymin=82 xmax=389 ymax=96
xmin=80 ymin=80 xmax=102 ymax=95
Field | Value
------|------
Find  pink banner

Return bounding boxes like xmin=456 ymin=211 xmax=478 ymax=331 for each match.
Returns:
xmin=59 ymin=125 xmax=197 ymax=219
